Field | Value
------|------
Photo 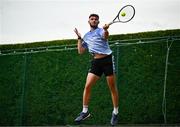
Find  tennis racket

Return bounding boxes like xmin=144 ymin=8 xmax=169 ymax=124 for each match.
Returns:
xmin=108 ymin=5 xmax=135 ymax=25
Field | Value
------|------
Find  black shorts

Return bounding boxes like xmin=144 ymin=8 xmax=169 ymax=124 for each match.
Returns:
xmin=89 ymin=54 xmax=116 ymax=77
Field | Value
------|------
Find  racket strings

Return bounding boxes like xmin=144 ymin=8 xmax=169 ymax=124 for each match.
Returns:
xmin=118 ymin=6 xmax=135 ymax=22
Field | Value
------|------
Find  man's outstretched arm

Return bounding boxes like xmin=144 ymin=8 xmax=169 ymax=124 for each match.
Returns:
xmin=74 ymin=28 xmax=86 ymax=54
xmin=103 ymin=24 xmax=110 ymax=40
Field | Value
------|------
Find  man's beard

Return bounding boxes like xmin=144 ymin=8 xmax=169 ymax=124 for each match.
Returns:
xmin=90 ymin=24 xmax=98 ymax=29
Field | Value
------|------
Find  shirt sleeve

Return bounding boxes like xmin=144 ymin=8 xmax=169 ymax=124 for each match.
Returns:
xmin=99 ymin=28 xmax=105 ymax=38
xmin=81 ymin=39 xmax=88 ymax=49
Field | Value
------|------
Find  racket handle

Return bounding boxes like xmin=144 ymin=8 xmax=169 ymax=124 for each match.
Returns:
xmin=108 ymin=22 xmax=113 ymax=26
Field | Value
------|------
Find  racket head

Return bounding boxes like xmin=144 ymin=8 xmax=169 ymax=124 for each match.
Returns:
xmin=111 ymin=5 xmax=135 ymax=24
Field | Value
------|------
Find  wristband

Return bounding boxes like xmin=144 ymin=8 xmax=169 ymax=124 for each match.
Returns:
xmin=78 ymin=37 xmax=81 ymax=39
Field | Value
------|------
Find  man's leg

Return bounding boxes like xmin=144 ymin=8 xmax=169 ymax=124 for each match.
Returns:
xmin=75 ymin=72 xmax=100 ymax=122
xmin=106 ymin=74 xmax=119 ymax=125
xmin=106 ymin=74 xmax=119 ymax=107
xmin=83 ymin=72 xmax=100 ymax=106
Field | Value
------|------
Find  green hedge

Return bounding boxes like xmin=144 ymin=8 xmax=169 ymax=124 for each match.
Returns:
xmin=0 ymin=29 xmax=180 ymax=50
xmin=0 ymin=29 xmax=180 ymax=126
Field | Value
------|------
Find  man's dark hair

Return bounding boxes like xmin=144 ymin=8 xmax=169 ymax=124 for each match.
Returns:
xmin=89 ymin=14 xmax=99 ymax=19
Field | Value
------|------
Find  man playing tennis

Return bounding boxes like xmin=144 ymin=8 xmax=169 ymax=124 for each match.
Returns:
xmin=74 ymin=14 xmax=119 ymax=126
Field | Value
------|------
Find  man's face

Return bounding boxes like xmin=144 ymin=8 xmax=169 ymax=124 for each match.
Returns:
xmin=88 ymin=16 xmax=99 ymax=28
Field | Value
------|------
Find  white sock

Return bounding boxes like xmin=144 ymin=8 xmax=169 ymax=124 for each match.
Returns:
xmin=82 ymin=105 xmax=88 ymax=113
xmin=113 ymin=107 xmax=119 ymax=115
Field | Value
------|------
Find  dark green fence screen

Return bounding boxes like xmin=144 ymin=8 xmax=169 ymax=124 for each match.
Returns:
xmin=0 ymin=36 xmax=179 ymax=126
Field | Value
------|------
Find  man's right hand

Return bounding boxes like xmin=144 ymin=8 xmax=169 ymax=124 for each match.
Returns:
xmin=74 ymin=28 xmax=81 ymax=39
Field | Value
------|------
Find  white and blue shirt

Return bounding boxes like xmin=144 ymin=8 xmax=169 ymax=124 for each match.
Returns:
xmin=82 ymin=27 xmax=112 ymax=55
